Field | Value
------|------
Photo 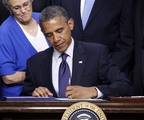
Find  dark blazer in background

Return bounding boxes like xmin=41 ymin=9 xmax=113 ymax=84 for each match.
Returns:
xmin=54 ymin=0 xmax=134 ymax=74
xmin=134 ymin=0 xmax=144 ymax=95
xmin=22 ymin=41 xmax=133 ymax=97
xmin=32 ymin=0 xmax=53 ymax=12
xmin=0 ymin=1 xmax=9 ymax=25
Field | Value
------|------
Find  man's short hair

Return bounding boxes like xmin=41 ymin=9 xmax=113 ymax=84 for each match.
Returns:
xmin=40 ymin=5 xmax=70 ymax=24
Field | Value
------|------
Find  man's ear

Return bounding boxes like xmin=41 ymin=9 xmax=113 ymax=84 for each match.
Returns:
xmin=68 ymin=18 xmax=74 ymax=30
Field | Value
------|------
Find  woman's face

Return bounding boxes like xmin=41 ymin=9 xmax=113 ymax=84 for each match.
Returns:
xmin=9 ymin=0 xmax=32 ymax=24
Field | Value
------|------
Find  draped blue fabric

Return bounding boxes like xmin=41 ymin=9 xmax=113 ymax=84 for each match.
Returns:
xmin=0 ymin=13 xmax=40 ymax=96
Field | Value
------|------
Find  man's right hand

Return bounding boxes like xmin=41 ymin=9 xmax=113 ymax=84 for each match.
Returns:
xmin=32 ymin=86 xmax=53 ymax=97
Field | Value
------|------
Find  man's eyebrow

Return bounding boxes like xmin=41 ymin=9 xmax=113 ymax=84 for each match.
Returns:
xmin=55 ymin=27 xmax=64 ymax=32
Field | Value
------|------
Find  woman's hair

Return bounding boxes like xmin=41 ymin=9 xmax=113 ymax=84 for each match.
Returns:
xmin=2 ymin=0 xmax=33 ymax=11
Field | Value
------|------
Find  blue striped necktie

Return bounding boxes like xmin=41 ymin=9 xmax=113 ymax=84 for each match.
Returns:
xmin=59 ymin=53 xmax=70 ymax=97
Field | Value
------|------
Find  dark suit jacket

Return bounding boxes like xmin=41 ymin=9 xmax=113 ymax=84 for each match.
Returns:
xmin=133 ymin=0 xmax=144 ymax=95
xmin=53 ymin=0 xmax=134 ymax=74
xmin=0 ymin=1 xmax=9 ymax=25
xmin=32 ymin=0 xmax=53 ymax=12
xmin=22 ymin=41 xmax=133 ymax=97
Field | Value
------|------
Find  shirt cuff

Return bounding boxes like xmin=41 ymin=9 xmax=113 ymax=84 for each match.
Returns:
xmin=95 ymin=87 xmax=103 ymax=98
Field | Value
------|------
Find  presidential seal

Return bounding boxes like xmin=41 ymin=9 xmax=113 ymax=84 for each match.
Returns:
xmin=61 ymin=102 xmax=107 ymax=120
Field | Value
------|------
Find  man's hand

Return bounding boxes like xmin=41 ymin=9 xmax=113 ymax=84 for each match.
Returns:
xmin=32 ymin=86 xmax=53 ymax=97
xmin=65 ymin=86 xmax=98 ymax=99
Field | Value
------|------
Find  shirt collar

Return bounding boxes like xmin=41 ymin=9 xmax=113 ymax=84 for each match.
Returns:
xmin=53 ymin=38 xmax=74 ymax=59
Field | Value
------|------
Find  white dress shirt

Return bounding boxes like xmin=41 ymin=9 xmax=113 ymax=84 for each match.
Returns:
xmin=52 ymin=38 xmax=74 ymax=94
xmin=80 ymin=0 xmax=86 ymax=18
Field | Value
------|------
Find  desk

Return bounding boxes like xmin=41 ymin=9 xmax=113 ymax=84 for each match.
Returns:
xmin=0 ymin=97 xmax=144 ymax=120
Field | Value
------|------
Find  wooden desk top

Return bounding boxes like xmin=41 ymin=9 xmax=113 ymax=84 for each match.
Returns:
xmin=0 ymin=97 xmax=144 ymax=114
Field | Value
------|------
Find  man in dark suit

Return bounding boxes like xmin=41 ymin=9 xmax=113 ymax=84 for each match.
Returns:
xmin=53 ymin=0 xmax=134 ymax=74
xmin=22 ymin=6 xmax=133 ymax=98
xmin=134 ymin=0 xmax=144 ymax=95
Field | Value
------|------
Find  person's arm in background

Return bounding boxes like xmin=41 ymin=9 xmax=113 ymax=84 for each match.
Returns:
xmin=2 ymin=71 xmax=25 ymax=84
xmin=112 ymin=0 xmax=135 ymax=75
xmin=0 ymin=33 xmax=25 ymax=85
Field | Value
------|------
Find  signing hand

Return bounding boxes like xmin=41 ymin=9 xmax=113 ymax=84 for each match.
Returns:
xmin=32 ymin=86 xmax=53 ymax=97
xmin=65 ymin=86 xmax=97 ymax=99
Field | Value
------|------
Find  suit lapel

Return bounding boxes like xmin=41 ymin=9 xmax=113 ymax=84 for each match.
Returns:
xmin=73 ymin=0 xmax=83 ymax=31
xmin=71 ymin=41 xmax=87 ymax=85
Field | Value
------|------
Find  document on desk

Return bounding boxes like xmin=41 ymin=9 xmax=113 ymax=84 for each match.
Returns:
xmin=5 ymin=96 xmax=56 ymax=102
xmin=55 ymin=98 xmax=107 ymax=102
xmin=130 ymin=96 xmax=144 ymax=98
xmin=5 ymin=97 xmax=107 ymax=102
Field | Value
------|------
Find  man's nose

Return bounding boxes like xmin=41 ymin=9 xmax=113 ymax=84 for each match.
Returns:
xmin=53 ymin=33 xmax=59 ymax=42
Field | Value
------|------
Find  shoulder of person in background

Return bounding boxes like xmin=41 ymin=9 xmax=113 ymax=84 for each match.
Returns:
xmin=0 ymin=1 xmax=9 ymax=25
